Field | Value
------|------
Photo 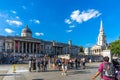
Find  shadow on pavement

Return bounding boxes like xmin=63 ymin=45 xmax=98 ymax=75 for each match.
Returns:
xmin=68 ymin=70 xmax=91 ymax=75
xmin=30 ymin=69 xmax=61 ymax=73
xmin=0 ymin=73 xmax=21 ymax=76
xmin=47 ymin=69 xmax=61 ymax=72
xmin=86 ymin=66 xmax=98 ymax=69
xmin=32 ymin=79 xmax=44 ymax=80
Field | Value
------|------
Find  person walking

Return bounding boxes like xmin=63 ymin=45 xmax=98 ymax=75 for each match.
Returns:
xmin=91 ymin=56 xmax=116 ymax=80
xmin=75 ymin=58 xmax=78 ymax=69
xmin=89 ymin=58 xmax=92 ymax=66
xmin=36 ymin=58 xmax=41 ymax=72
xmin=61 ymin=59 xmax=67 ymax=76
xmin=29 ymin=58 xmax=32 ymax=72
xmin=82 ymin=57 xmax=86 ymax=69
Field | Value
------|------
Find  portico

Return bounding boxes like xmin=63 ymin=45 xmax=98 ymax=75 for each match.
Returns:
xmin=13 ymin=39 xmax=40 ymax=54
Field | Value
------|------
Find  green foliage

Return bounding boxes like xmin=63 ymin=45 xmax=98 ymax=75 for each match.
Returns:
xmin=79 ymin=46 xmax=84 ymax=53
xmin=119 ymin=36 xmax=120 ymax=40
xmin=108 ymin=39 xmax=120 ymax=56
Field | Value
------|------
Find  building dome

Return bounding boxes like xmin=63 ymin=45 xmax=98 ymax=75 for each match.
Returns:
xmin=22 ymin=25 xmax=32 ymax=33
xmin=21 ymin=25 xmax=32 ymax=37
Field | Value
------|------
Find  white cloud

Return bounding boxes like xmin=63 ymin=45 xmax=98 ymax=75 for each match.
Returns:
xmin=69 ymin=25 xmax=75 ymax=28
xmin=70 ymin=9 xmax=101 ymax=23
xmin=65 ymin=19 xmax=72 ymax=24
xmin=35 ymin=32 xmax=44 ymax=36
xmin=34 ymin=19 xmax=40 ymax=24
xmin=66 ymin=30 xmax=72 ymax=33
xmin=22 ymin=5 xmax=27 ymax=9
xmin=6 ymin=19 xmax=22 ymax=26
xmin=16 ymin=16 xmax=20 ymax=19
xmin=11 ymin=10 xmax=16 ymax=14
xmin=30 ymin=19 xmax=40 ymax=24
xmin=5 ymin=28 xmax=14 ymax=33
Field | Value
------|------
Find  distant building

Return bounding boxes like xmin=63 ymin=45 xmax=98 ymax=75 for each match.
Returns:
xmin=84 ymin=20 xmax=108 ymax=55
xmin=0 ymin=25 xmax=80 ymax=56
xmin=84 ymin=47 xmax=91 ymax=55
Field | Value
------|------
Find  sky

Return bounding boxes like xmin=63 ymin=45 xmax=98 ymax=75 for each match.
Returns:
xmin=0 ymin=0 xmax=120 ymax=48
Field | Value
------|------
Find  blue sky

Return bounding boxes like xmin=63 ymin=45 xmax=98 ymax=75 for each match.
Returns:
xmin=0 ymin=0 xmax=120 ymax=47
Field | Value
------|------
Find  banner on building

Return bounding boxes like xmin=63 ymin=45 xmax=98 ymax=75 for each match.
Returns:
xmin=58 ymin=54 xmax=70 ymax=59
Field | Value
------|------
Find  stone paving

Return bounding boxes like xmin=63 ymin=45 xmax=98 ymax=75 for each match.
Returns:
xmin=0 ymin=63 xmax=101 ymax=80
xmin=0 ymin=70 xmax=8 ymax=80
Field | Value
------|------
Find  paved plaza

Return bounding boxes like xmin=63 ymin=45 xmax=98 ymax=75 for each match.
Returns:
xmin=0 ymin=63 xmax=101 ymax=80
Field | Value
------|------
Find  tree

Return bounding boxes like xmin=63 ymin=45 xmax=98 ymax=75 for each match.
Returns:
xmin=108 ymin=39 xmax=120 ymax=56
xmin=119 ymin=36 xmax=120 ymax=40
xmin=79 ymin=46 xmax=84 ymax=53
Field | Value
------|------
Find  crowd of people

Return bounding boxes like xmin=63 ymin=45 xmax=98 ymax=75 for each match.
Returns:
xmin=28 ymin=55 xmax=88 ymax=73
xmin=28 ymin=55 xmax=120 ymax=79
xmin=0 ymin=53 xmax=28 ymax=64
xmin=29 ymin=56 xmax=48 ymax=72
xmin=1 ymin=53 xmax=120 ymax=79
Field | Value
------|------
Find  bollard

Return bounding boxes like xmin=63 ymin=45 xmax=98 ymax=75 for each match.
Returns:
xmin=13 ymin=64 xmax=16 ymax=73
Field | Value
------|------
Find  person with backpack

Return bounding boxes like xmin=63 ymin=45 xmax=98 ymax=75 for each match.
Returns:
xmin=91 ymin=56 xmax=116 ymax=80
xmin=57 ymin=58 xmax=62 ymax=71
xmin=116 ymin=66 xmax=120 ymax=80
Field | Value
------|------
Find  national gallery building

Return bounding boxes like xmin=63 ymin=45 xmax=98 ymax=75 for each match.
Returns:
xmin=0 ymin=25 xmax=80 ymax=56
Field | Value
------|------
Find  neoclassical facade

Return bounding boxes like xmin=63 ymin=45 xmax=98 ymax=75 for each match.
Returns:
xmin=84 ymin=20 xmax=108 ymax=55
xmin=0 ymin=25 xmax=80 ymax=56
xmin=0 ymin=26 xmax=41 ymax=54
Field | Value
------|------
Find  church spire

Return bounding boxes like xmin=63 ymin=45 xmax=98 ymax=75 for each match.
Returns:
xmin=100 ymin=19 xmax=103 ymax=28
xmin=100 ymin=19 xmax=104 ymax=33
xmin=97 ymin=19 xmax=107 ymax=46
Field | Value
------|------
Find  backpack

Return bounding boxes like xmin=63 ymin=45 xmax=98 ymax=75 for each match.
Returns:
xmin=103 ymin=63 xmax=116 ymax=77
xmin=116 ymin=71 xmax=120 ymax=80
xmin=57 ymin=59 xmax=61 ymax=65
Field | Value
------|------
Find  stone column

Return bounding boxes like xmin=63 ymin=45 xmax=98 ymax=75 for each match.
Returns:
xmin=13 ymin=41 xmax=15 ymax=53
xmin=5 ymin=42 xmax=7 ymax=53
xmin=32 ymin=43 xmax=34 ymax=54
xmin=22 ymin=42 xmax=23 ymax=53
xmin=18 ymin=41 xmax=20 ymax=53
xmin=31 ymin=43 xmax=32 ymax=53
xmin=38 ymin=43 xmax=40 ymax=53
xmin=29 ymin=43 xmax=31 ymax=53
xmin=26 ymin=42 xmax=27 ymax=53
xmin=36 ymin=43 xmax=38 ymax=53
